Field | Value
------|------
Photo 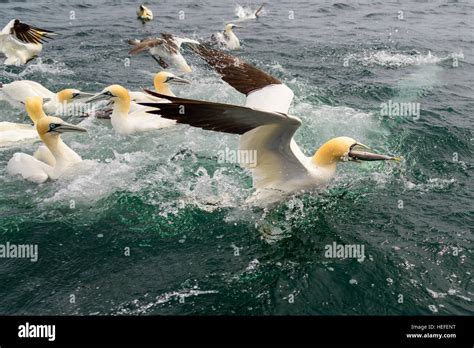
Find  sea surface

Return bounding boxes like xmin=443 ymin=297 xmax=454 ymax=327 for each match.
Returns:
xmin=0 ymin=0 xmax=472 ymax=315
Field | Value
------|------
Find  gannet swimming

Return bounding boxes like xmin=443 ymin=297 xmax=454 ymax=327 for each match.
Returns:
xmin=129 ymin=71 xmax=190 ymax=103
xmin=0 ymin=19 xmax=56 ymax=66
xmin=0 ymin=80 xmax=93 ymax=114
xmin=0 ymin=95 xmax=46 ymax=147
xmin=87 ymin=85 xmax=175 ymax=135
xmin=142 ymin=45 xmax=400 ymax=203
xmin=7 ymin=98 xmax=86 ymax=183
xmin=212 ymin=24 xmax=241 ymax=50
xmin=128 ymin=34 xmax=199 ymax=73
xmin=137 ymin=5 xmax=153 ymax=22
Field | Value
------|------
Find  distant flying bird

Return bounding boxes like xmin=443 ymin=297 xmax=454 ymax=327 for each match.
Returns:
xmin=0 ymin=19 xmax=56 ymax=65
xmin=128 ymin=34 xmax=199 ymax=73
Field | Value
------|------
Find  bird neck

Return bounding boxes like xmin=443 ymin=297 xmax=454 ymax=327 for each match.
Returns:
xmin=312 ymin=143 xmax=339 ymax=171
xmin=113 ymin=97 xmax=131 ymax=116
xmin=40 ymin=134 xmax=79 ymax=168
xmin=154 ymin=82 xmax=175 ymax=97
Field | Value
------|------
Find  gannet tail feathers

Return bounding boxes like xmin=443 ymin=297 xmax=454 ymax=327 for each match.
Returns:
xmin=255 ymin=4 xmax=265 ymax=18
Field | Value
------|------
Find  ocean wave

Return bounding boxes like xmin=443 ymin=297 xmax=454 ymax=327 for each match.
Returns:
xmin=345 ymin=50 xmax=464 ymax=68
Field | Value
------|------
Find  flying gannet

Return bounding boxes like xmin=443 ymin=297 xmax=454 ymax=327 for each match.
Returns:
xmin=0 ymin=19 xmax=56 ymax=66
xmin=141 ymin=45 xmax=400 ymax=203
xmin=7 ymin=97 xmax=86 ymax=183
xmin=128 ymin=34 xmax=199 ymax=73
xmin=137 ymin=4 xmax=153 ymax=22
xmin=0 ymin=80 xmax=93 ymax=114
xmin=86 ymin=85 xmax=175 ymax=135
xmin=212 ymin=24 xmax=241 ymax=50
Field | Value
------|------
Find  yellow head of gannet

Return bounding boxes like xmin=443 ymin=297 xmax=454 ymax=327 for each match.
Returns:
xmin=25 ymin=96 xmax=47 ymax=123
xmin=137 ymin=5 xmax=153 ymax=21
xmin=313 ymin=137 xmax=363 ymax=168
xmin=86 ymin=85 xmax=131 ymax=114
xmin=55 ymin=89 xmax=93 ymax=103
xmin=225 ymin=23 xmax=239 ymax=33
xmin=153 ymin=72 xmax=190 ymax=96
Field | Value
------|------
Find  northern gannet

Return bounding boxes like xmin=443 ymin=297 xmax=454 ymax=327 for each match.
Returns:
xmin=86 ymin=85 xmax=175 ymax=135
xmin=0 ymin=19 xmax=56 ymax=66
xmin=0 ymin=95 xmax=46 ymax=146
xmin=129 ymin=71 xmax=190 ymax=103
xmin=137 ymin=5 xmax=153 ymax=22
xmin=128 ymin=34 xmax=199 ymax=73
xmin=142 ymin=45 xmax=400 ymax=202
xmin=0 ymin=80 xmax=93 ymax=114
xmin=212 ymin=24 xmax=241 ymax=50
xmin=7 ymin=98 xmax=86 ymax=183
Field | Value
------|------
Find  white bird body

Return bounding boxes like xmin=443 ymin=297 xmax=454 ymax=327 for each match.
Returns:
xmin=214 ymin=24 xmax=240 ymax=50
xmin=7 ymin=97 xmax=87 ymax=183
xmin=0 ymin=80 xmax=92 ymax=114
xmin=0 ymin=122 xmax=37 ymax=146
xmin=0 ymin=19 xmax=55 ymax=66
xmin=87 ymin=84 xmax=175 ymax=135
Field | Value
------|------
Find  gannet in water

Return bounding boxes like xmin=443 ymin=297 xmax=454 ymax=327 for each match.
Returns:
xmin=128 ymin=34 xmax=199 ymax=73
xmin=129 ymin=71 xmax=190 ymax=103
xmin=142 ymin=45 xmax=400 ymax=203
xmin=0 ymin=19 xmax=56 ymax=66
xmin=7 ymin=98 xmax=86 ymax=183
xmin=0 ymin=95 xmax=45 ymax=146
xmin=137 ymin=5 xmax=153 ymax=22
xmin=87 ymin=85 xmax=175 ymax=135
xmin=212 ymin=24 xmax=241 ymax=50
xmin=0 ymin=80 xmax=93 ymax=114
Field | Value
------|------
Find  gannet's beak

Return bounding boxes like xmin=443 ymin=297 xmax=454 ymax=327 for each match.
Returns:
xmin=50 ymin=122 xmax=87 ymax=134
xmin=348 ymin=143 xmax=401 ymax=162
xmin=72 ymin=92 xmax=94 ymax=100
xmin=86 ymin=91 xmax=113 ymax=103
xmin=167 ymin=76 xmax=191 ymax=85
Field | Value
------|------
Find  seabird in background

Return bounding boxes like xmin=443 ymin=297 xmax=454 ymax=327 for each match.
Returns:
xmin=0 ymin=19 xmax=56 ymax=66
xmin=7 ymin=97 xmax=86 ymax=183
xmin=86 ymin=85 xmax=175 ymax=135
xmin=137 ymin=5 xmax=153 ymax=22
xmin=212 ymin=24 xmax=241 ymax=50
xmin=142 ymin=45 xmax=400 ymax=203
xmin=128 ymin=34 xmax=199 ymax=73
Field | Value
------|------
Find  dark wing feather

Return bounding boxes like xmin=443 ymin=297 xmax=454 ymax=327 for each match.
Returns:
xmin=128 ymin=38 xmax=164 ymax=55
xmin=139 ymin=89 xmax=300 ymax=135
xmin=189 ymin=43 xmax=281 ymax=96
xmin=11 ymin=20 xmax=55 ymax=45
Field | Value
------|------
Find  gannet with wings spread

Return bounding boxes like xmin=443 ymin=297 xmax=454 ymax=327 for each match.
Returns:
xmin=141 ymin=45 xmax=400 ymax=203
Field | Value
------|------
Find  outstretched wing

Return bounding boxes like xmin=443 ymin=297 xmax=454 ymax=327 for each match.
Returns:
xmin=128 ymin=38 xmax=165 ymax=55
xmin=189 ymin=44 xmax=294 ymax=113
xmin=140 ymin=91 xmax=310 ymax=189
xmin=11 ymin=20 xmax=55 ymax=45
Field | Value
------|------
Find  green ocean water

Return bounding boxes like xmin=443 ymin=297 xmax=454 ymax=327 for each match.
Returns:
xmin=0 ymin=0 xmax=472 ymax=315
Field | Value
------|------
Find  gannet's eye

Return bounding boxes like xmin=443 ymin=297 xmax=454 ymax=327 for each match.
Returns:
xmin=48 ymin=123 xmax=61 ymax=132
xmin=104 ymin=91 xmax=114 ymax=97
